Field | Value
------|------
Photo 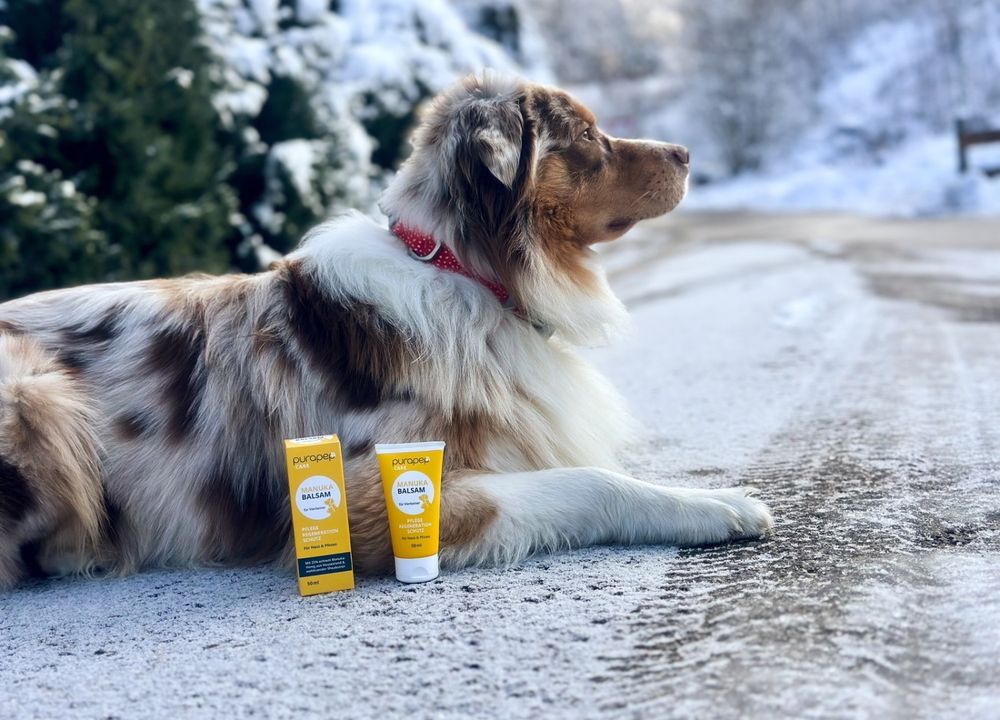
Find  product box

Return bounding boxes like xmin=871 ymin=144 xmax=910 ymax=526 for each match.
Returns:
xmin=284 ymin=434 xmax=354 ymax=595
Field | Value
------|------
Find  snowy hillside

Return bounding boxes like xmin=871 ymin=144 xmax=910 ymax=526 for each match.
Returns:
xmin=682 ymin=15 xmax=1000 ymax=217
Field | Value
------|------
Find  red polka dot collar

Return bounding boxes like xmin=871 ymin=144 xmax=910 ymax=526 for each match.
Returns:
xmin=391 ymin=221 xmax=511 ymax=306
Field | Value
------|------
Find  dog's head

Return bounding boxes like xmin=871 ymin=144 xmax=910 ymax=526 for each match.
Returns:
xmin=380 ymin=72 xmax=689 ymax=345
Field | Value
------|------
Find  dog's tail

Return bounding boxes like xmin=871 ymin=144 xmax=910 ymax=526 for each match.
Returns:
xmin=0 ymin=333 xmax=105 ymax=590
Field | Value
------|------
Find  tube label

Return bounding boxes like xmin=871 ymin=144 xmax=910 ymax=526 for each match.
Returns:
xmin=376 ymin=442 xmax=445 ymax=559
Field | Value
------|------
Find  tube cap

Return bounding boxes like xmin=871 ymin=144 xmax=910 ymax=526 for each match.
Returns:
xmin=394 ymin=554 xmax=439 ymax=584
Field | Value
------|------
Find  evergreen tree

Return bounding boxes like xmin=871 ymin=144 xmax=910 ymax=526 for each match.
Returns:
xmin=57 ymin=0 xmax=234 ymax=280
xmin=0 ymin=0 xmax=234 ymax=297
xmin=0 ymin=49 xmax=108 ymax=298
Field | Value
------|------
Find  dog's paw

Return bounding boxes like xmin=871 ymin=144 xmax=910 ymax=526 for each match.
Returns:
xmin=715 ymin=486 xmax=774 ymax=541
xmin=671 ymin=486 xmax=774 ymax=547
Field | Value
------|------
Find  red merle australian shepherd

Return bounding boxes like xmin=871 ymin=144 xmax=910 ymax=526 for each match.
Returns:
xmin=0 ymin=73 xmax=772 ymax=590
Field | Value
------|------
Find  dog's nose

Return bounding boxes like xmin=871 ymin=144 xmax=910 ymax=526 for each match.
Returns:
xmin=666 ymin=144 xmax=690 ymax=166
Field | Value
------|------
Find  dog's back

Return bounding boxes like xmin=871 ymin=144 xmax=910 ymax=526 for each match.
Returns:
xmin=0 ymin=273 xmax=289 ymax=582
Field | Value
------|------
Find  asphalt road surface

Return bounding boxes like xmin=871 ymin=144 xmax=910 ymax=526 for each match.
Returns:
xmin=2 ymin=212 xmax=999 ymax=719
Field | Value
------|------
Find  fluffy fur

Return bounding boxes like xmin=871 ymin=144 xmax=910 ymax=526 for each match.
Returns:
xmin=0 ymin=73 xmax=772 ymax=591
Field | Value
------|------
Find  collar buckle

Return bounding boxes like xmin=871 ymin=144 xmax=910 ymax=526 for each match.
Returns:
xmin=407 ymin=236 xmax=442 ymax=262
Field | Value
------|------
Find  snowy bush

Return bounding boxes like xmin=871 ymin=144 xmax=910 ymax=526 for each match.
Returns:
xmin=198 ymin=0 xmax=534 ymax=268
xmin=0 ymin=158 xmax=108 ymax=299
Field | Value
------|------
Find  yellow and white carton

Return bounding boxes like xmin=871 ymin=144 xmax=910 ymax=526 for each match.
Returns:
xmin=284 ymin=434 xmax=354 ymax=596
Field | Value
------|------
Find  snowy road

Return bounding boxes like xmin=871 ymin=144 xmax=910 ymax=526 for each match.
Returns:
xmin=3 ymin=212 xmax=1000 ymax=719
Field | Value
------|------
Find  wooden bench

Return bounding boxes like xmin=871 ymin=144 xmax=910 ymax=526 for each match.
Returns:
xmin=957 ymin=119 xmax=1000 ymax=177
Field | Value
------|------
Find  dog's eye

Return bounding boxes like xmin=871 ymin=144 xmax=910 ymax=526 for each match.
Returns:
xmin=579 ymin=127 xmax=593 ymax=142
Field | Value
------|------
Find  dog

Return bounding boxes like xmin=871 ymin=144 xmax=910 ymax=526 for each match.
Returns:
xmin=0 ymin=72 xmax=772 ymax=590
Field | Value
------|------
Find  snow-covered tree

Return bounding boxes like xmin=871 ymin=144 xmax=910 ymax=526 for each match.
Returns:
xmin=196 ymin=0 xmax=532 ymax=266
xmin=677 ymin=0 xmax=827 ymax=173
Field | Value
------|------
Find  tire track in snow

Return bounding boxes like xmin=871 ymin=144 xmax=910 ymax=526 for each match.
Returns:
xmin=592 ymin=232 xmax=1000 ymax=719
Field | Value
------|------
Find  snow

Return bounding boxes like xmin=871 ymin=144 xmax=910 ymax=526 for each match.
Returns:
xmin=249 ymin=233 xmax=284 ymax=268
xmin=222 ymin=36 xmax=270 ymax=84
xmin=332 ymin=0 xmax=517 ymax=106
xmin=450 ymin=0 xmax=553 ymax=80
xmin=771 ymin=292 xmax=829 ymax=330
xmin=7 ymin=189 xmax=45 ymax=207
xmin=0 ymin=57 xmax=37 ymax=112
xmin=817 ymin=19 xmax=929 ymax=132
xmin=684 ymin=134 xmax=1000 ymax=217
xmin=270 ymin=139 xmax=319 ymax=205
xmin=247 ymin=0 xmax=280 ymax=34
xmin=165 ymin=67 xmax=194 ymax=89
xmin=15 ymin=159 xmax=43 ymax=175
xmin=195 ymin=0 xmax=541 ymax=259
xmin=199 ymin=0 xmax=524 ymax=122
xmin=295 ymin=0 xmax=328 ymax=26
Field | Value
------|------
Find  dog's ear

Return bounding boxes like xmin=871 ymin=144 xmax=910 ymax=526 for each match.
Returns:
xmin=465 ymin=97 xmax=524 ymax=189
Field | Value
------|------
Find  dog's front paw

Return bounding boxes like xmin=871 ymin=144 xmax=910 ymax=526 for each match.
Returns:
xmin=715 ymin=486 xmax=774 ymax=541
xmin=670 ymin=486 xmax=774 ymax=547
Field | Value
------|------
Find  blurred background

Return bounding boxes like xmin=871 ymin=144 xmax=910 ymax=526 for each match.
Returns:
xmin=1 ymin=0 xmax=998 ymax=299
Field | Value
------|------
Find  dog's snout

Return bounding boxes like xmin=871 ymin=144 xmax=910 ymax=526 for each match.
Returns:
xmin=666 ymin=144 xmax=690 ymax=166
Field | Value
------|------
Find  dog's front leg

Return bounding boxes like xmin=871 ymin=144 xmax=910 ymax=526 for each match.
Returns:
xmin=439 ymin=468 xmax=773 ymax=568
